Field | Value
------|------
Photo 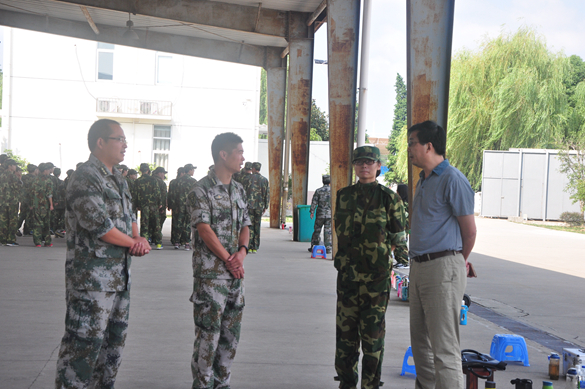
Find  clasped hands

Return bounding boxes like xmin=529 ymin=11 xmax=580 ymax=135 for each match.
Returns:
xmin=130 ymin=236 xmax=150 ymax=256
xmin=224 ymin=249 xmax=246 ymax=279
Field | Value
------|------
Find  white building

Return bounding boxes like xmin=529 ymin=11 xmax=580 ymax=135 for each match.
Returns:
xmin=1 ymin=28 xmax=262 ymax=181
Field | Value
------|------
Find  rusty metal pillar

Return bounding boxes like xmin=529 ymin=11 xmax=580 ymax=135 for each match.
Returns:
xmin=266 ymin=49 xmax=287 ymax=229
xmin=327 ymin=0 xmax=360 ymax=246
xmin=407 ymin=0 xmax=455 ymax=200
xmin=286 ymin=11 xmax=314 ymax=234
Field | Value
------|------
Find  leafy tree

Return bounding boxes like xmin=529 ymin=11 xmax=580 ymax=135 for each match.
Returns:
xmin=3 ymin=149 xmax=28 ymax=170
xmin=385 ymin=74 xmax=407 ymax=185
xmin=311 ymin=99 xmax=329 ymax=141
xmin=557 ymin=135 xmax=585 ymax=215
xmin=259 ymin=68 xmax=267 ymax=125
xmin=446 ymin=27 xmax=570 ymax=189
xmin=310 ymin=128 xmax=322 ymax=141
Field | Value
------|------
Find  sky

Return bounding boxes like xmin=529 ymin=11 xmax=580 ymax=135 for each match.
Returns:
xmin=311 ymin=0 xmax=585 ymax=139
xmin=1 ymin=0 xmax=585 ymax=139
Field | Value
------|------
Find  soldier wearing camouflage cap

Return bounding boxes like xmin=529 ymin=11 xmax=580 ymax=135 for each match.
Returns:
xmin=308 ymin=174 xmax=332 ymax=253
xmin=29 ymin=163 xmax=55 ymax=247
xmin=167 ymin=167 xmax=185 ymax=247
xmin=16 ymin=164 xmax=39 ymax=235
xmin=152 ymin=167 xmax=168 ymax=248
xmin=175 ymin=163 xmax=197 ymax=249
xmin=135 ymin=163 xmax=163 ymax=248
xmin=333 ymin=145 xmax=408 ymax=389
xmin=244 ymin=162 xmax=269 ymax=253
xmin=55 ymin=118 xmax=150 ymax=388
xmin=0 ymin=159 xmax=21 ymax=246
xmin=232 ymin=161 xmax=252 ymax=186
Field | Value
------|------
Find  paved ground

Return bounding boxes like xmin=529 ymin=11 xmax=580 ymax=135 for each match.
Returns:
xmin=1 ymin=217 xmax=584 ymax=388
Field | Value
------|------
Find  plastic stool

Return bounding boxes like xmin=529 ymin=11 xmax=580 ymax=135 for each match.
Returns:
xmin=400 ymin=346 xmax=416 ymax=377
xmin=489 ymin=334 xmax=530 ymax=366
xmin=311 ymin=245 xmax=327 ymax=259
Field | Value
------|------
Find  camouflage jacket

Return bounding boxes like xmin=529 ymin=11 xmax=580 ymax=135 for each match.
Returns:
xmin=334 ymin=181 xmax=408 ymax=281
xmin=177 ymin=175 xmax=197 ymax=212
xmin=188 ymin=169 xmax=251 ymax=279
xmin=65 ymin=154 xmax=136 ymax=291
xmin=155 ymin=176 xmax=168 ymax=212
xmin=245 ymin=172 xmax=269 ymax=210
xmin=51 ymin=176 xmax=66 ymax=209
xmin=310 ymin=185 xmax=332 ymax=219
xmin=30 ymin=175 xmax=54 ymax=214
xmin=232 ymin=170 xmax=250 ymax=187
xmin=167 ymin=177 xmax=180 ymax=210
xmin=0 ymin=170 xmax=21 ymax=205
xmin=21 ymin=174 xmax=36 ymax=205
xmin=125 ymin=177 xmax=137 ymax=210
xmin=134 ymin=174 xmax=161 ymax=210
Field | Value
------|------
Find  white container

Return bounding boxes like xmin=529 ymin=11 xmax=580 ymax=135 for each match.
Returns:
xmin=563 ymin=348 xmax=585 ymax=376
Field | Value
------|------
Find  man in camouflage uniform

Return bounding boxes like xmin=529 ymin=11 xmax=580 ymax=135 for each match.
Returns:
xmin=51 ymin=167 xmax=66 ymax=235
xmin=134 ymin=163 xmax=162 ymax=248
xmin=125 ymin=169 xmax=138 ymax=218
xmin=17 ymin=164 xmax=39 ymax=236
xmin=187 ymin=132 xmax=250 ymax=389
xmin=153 ymin=166 xmax=168 ymax=249
xmin=177 ymin=163 xmax=197 ymax=250
xmin=55 ymin=119 xmax=150 ymax=389
xmin=168 ymin=167 xmax=185 ymax=248
xmin=309 ymin=174 xmax=332 ymax=254
xmin=334 ymin=146 xmax=408 ymax=389
xmin=244 ymin=162 xmax=269 ymax=253
xmin=0 ymin=159 xmax=21 ymax=246
xmin=30 ymin=163 xmax=55 ymax=247
xmin=232 ymin=161 xmax=252 ymax=186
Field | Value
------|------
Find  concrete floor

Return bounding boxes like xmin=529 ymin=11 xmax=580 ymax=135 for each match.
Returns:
xmin=1 ymin=217 xmax=584 ymax=388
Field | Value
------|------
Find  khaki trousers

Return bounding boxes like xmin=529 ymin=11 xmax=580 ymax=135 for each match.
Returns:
xmin=409 ymin=253 xmax=467 ymax=389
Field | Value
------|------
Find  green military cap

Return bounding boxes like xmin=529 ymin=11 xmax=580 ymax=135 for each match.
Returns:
xmin=45 ymin=162 xmax=55 ymax=169
xmin=184 ymin=163 xmax=196 ymax=171
xmin=66 ymin=169 xmax=74 ymax=176
xmin=252 ymin=162 xmax=261 ymax=171
xmin=53 ymin=167 xmax=61 ymax=176
xmin=244 ymin=162 xmax=253 ymax=170
xmin=27 ymin=164 xmax=38 ymax=173
xmin=177 ymin=167 xmax=185 ymax=174
xmin=352 ymin=146 xmax=381 ymax=162
xmin=38 ymin=163 xmax=47 ymax=171
xmin=128 ymin=169 xmax=138 ymax=176
xmin=3 ymin=158 xmax=17 ymax=166
xmin=139 ymin=163 xmax=150 ymax=172
xmin=118 ymin=164 xmax=129 ymax=172
xmin=153 ymin=167 xmax=167 ymax=174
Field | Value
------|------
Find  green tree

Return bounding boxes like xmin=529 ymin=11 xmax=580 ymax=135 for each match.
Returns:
xmin=446 ymin=27 xmax=570 ymax=189
xmin=385 ymin=74 xmax=407 ymax=185
xmin=311 ymin=99 xmax=329 ymax=141
xmin=557 ymin=135 xmax=585 ymax=215
xmin=310 ymin=128 xmax=322 ymax=141
xmin=3 ymin=149 xmax=28 ymax=170
xmin=259 ymin=68 xmax=267 ymax=125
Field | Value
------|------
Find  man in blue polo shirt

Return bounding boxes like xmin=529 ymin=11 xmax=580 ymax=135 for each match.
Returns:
xmin=407 ymin=120 xmax=477 ymax=389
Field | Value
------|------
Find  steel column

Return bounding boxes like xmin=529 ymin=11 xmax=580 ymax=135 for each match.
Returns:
xmin=356 ymin=0 xmax=372 ymax=147
xmin=266 ymin=60 xmax=287 ymax=228
xmin=406 ymin=0 xmax=455 ymax=198
xmin=286 ymin=12 xmax=314 ymax=225
xmin=327 ymin=0 xmax=360 ymax=245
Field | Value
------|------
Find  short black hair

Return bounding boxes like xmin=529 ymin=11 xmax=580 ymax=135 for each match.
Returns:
xmin=211 ymin=132 xmax=243 ymax=163
xmin=407 ymin=120 xmax=446 ymax=157
xmin=88 ymin=119 xmax=120 ymax=152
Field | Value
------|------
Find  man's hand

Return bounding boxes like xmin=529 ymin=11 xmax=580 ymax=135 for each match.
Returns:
xmin=50 ymin=205 xmax=54 ymax=211
xmin=310 ymin=212 xmax=314 ymax=220
xmin=130 ymin=236 xmax=150 ymax=256
xmin=225 ymin=248 xmax=246 ymax=279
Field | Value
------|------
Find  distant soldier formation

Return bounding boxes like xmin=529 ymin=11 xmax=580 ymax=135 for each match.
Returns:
xmin=0 ymin=153 xmax=272 ymax=251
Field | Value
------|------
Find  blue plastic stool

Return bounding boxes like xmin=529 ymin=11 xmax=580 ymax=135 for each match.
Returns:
xmin=489 ymin=334 xmax=530 ymax=366
xmin=400 ymin=346 xmax=416 ymax=377
xmin=311 ymin=245 xmax=327 ymax=259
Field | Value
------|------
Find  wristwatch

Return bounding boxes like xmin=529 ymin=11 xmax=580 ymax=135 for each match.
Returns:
xmin=238 ymin=245 xmax=249 ymax=254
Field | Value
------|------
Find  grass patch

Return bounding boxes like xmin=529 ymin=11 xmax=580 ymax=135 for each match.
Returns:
xmin=523 ymin=223 xmax=585 ymax=235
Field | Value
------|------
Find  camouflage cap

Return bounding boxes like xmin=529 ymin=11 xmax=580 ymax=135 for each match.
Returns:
xmin=352 ymin=146 xmax=381 ymax=162
xmin=3 ymin=158 xmax=17 ymax=166
xmin=45 ymin=162 xmax=55 ymax=169
xmin=27 ymin=164 xmax=38 ymax=173
xmin=153 ymin=167 xmax=167 ymax=174
xmin=184 ymin=163 xmax=196 ymax=171
xmin=128 ymin=169 xmax=138 ymax=176
xmin=252 ymin=162 xmax=261 ymax=171
xmin=244 ymin=162 xmax=253 ymax=170
xmin=139 ymin=163 xmax=150 ymax=172
xmin=177 ymin=167 xmax=185 ymax=174
xmin=118 ymin=164 xmax=129 ymax=172
xmin=38 ymin=163 xmax=48 ymax=171
xmin=53 ymin=167 xmax=61 ymax=176
xmin=66 ymin=169 xmax=74 ymax=176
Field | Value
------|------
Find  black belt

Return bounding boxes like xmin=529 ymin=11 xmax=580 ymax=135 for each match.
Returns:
xmin=411 ymin=250 xmax=462 ymax=263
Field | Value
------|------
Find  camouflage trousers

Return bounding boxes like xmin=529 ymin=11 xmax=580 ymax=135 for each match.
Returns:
xmin=139 ymin=206 xmax=161 ymax=245
xmin=18 ymin=204 xmax=31 ymax=233
xmin=31 ymin=208 xmax=51 ymax=245
xmin=248 ymin=208 xmax=262 ymax=250
xmin=52 ymin=207 xmax=66 ymax=232
xmin=0 ymin=204 xmax=19 ymax=244
xmin=170 ymin=210 xmax=182 ymax=244
xmin=55 ymin=289 xmax=130 ymax=389
xmin=335 ymin=272 xmax=389 ymax=389
xmin=190 ymin=278 xmax=245 ymax=389
xmin=159 ymin=210 xmax=166 ymax=239
xmin=311 ymin=216 xmax=332 ymax=249
xmin=178 ymin=208 xmax=192 ymax=245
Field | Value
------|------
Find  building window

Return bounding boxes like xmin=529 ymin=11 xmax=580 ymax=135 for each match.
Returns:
xmin=156 ymin=54 xmax=173 ymax=84
xmin=97 ymin=42 xmax=114 ymax=80
xmin=153 ymin=125 xmax=171 ymax=170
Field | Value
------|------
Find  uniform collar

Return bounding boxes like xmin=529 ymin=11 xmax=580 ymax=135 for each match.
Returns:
xmin=88 ymin=154 xmax=118 ymax=177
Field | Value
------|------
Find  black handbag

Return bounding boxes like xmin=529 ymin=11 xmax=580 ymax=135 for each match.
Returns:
xmin=461 ymin=349 xmax=507 ymax=378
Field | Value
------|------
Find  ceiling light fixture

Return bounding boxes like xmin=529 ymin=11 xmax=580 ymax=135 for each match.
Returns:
xmin=123 ymin=12 xmax=139 ymax=40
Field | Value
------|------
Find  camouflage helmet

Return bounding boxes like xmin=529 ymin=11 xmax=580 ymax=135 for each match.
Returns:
xmin=244 ymin=162 xmax=253 ymax=170
xmin=252 ymin=162 xmax=261 ymax=171
xmin=352 ymin=146 xmax=380 ymax=162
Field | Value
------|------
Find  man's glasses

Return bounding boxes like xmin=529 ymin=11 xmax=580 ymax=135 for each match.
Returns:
xmin=107 ymin=137 xmax=127 ymax=145
xmin=352 ymin=159 xmax=376 ymax=166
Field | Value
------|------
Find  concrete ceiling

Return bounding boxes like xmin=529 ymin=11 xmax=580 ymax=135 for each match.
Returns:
xmin=0 ymin=0 xmax=327 ymax=67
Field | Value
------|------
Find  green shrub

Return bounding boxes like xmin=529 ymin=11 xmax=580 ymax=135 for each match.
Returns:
xmin=559 ymin=212 xmax=584 ymax=226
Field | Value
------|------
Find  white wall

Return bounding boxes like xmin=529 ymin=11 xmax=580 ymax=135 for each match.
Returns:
xmin=2 ymin=28 xmax=261 ymax=179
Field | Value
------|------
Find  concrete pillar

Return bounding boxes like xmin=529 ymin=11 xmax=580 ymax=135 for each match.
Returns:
xmin=327 ymin=0 xmax=361 ymax=247
xmin=286 ymin=12 xmax=314 ymax=223
xmin=266 ymin=61 xmax=287 ymax=228
xmin=406 ymin=0 xmax=455 ymax=199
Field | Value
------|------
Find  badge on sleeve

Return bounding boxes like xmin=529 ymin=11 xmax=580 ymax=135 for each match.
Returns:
xmin=214 ymin=195 xmax=223 ymax=200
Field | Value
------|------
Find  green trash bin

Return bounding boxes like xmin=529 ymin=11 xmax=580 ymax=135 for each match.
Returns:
xmin=295 ymin=205 xmax=315 ymax=242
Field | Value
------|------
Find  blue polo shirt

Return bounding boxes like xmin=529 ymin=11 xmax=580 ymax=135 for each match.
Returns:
xmin=409 ymin=159 xmax=474 ymax=256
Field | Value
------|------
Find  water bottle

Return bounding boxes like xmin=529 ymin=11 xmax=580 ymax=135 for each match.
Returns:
xmin=566 ymin=368 xmax=579 ymax=389
xmin=542 ymin=381 xmax=553 ymax=389
xmin=460 ymin=300 xmax=468 ymax=325
xmin=549 ymin=353 xmax=560 ymax=380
